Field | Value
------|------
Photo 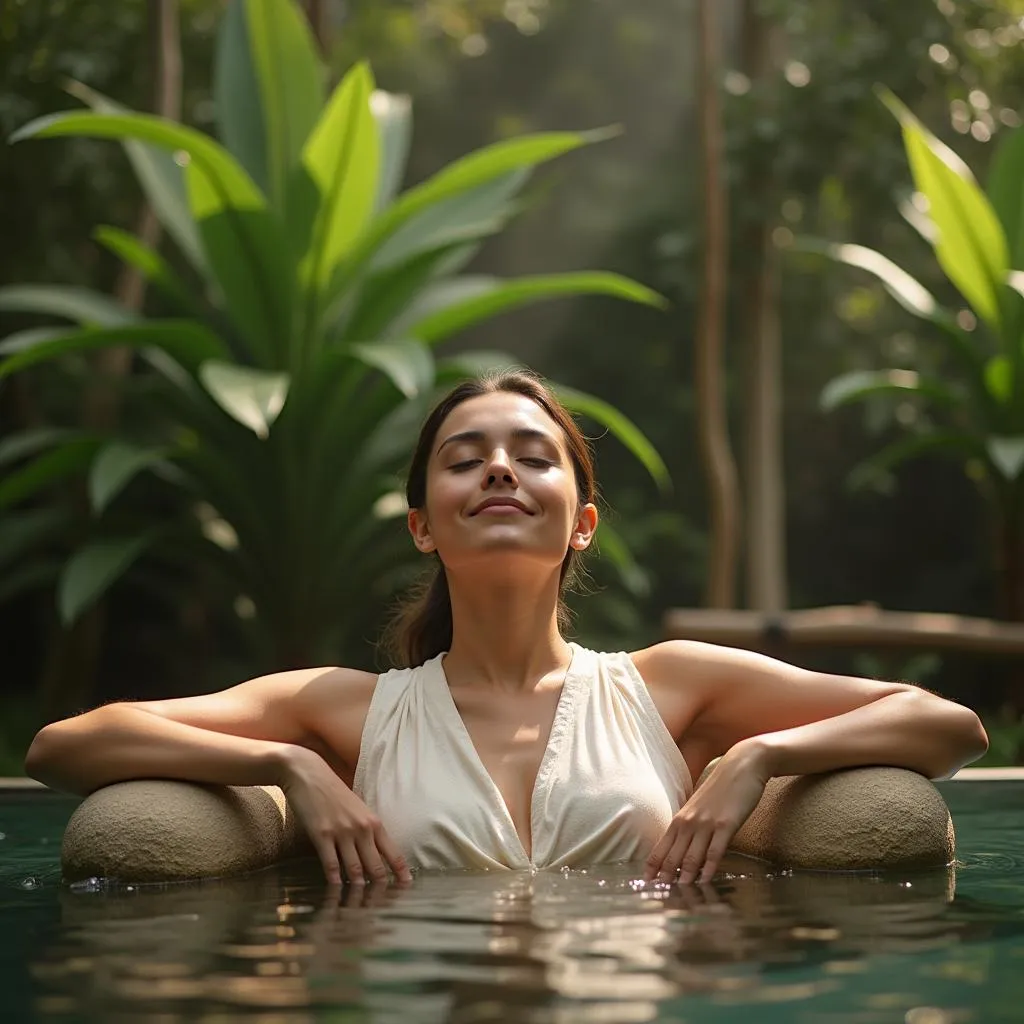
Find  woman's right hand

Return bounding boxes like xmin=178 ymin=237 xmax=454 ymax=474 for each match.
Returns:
xmin=278 ymin=745 xmax=412 ymax=885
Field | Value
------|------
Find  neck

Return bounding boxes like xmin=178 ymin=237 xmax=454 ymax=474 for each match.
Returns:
xmin=443 ymin=569 xmax=571 ymax=691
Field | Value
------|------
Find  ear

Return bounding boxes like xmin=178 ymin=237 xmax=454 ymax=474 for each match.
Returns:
xmin=569 ymin=502 xmax=599 ymax=551
xmin=408 ymin=506 xmax=436 ymax=553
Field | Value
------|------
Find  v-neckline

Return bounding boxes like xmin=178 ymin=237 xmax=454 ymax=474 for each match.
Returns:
xmin=432 ymin=643 xmax=582 ymax=864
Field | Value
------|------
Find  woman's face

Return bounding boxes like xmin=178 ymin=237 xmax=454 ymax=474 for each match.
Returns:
xmin=408 ymin=391 xmax=598 ymax=578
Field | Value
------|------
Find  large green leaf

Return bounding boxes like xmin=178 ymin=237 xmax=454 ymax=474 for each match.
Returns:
xmin=22 ymin=78 xmax=273 ymax=215
xmin=11 ymin=111 xmax=293 ymax=361
xmin=185 ymin=161 xmax=295 ymax=364
xmin=89 ymin=441 xmax=175 ymax=514
xmin=68 ymin=82 xmax=207 ymax=274
xmin=796 ymin=238 xmax=990 ymax=393
xmin=350 ymin=339 xmax=435 ymax=399
xmin=592 ymin=518 xmax=650 ymax=598
xmin=820 ymin=369 xmax=962 ymax=412
xmin=402 ymin=272 xmax=667 ymax=346
xmin=245 ymin=0 xmax=324 ymax=211
xmin=555 ymin=384 xmax=670 ymax=493
xmin=214 ymin=0 xmax=270 ymax=195
xmin=795 ymin=239 xmax=949 ymax=325
xmin=0 ymin=427 xmax=81 ymax=468
xmin=0 ymin=438 xmax=105 ymax=511
xmin=988 ymin=126 xmax=1024 ymax=273
xmin=372 ymin=90 xmax=412 ymax=213
xmin=0 ymin=284 xmax=133 ymax=326
xmin=339 ymin=130 xmax=617 ymax=287
xmin=199 ymin=360 xmax=290 ymax=438
xmin=93 ymin=226 xmax=200 ymax=316
xmin=298 ymin=62 xmax=379 ymax=293
xmin=58 ymin=533 xmax=158 ymax=625
xmin=848 ymin=429 xmax=984 ymax=491
xmin=340 ymin=243 xmax=474 ymax=344
xmin=436 ymin=350 xmax=520 ymax=384
xmin=0 ymin=322 xmax=229 ymax=381
xmin=369 ymin=170 xmax=528 ymax=273
xmin=985 ymin=356 xmax=1013 ymax=405
xmin=987 ymin=437 xmax=1024 ymax=480
xmin=0 ymin=327 xmax=67 ymax=357
xmin=881 ymin=90 xmax=1009 ymax=332
xmin=0 ymin=507 xmax=71 ymax=571
xmin=988 ymin=128 xmax=1024 ymax=370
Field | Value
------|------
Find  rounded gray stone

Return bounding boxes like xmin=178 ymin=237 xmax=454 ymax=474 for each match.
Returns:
xmin=701 ymin=765 xmax=955 ymax=870
xmin=61 ymin=780 xmax=310 ymax=883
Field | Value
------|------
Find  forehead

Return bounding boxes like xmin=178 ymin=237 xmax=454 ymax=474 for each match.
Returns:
xmin=437 ymin=392 xmax=565 ymax=447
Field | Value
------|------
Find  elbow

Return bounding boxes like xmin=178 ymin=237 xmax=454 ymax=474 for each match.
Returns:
xmin=958 ymin=705 xmax=989 ymax=765
xmin=24 ymin=725 xmax=61 ymax=788
xmin=24 ymin=709 xmax=116 ymax=795
xmin=927 ymin=700 xmax=989 ymax=779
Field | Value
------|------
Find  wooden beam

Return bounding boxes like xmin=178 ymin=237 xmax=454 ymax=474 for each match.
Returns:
xmin=663 ymin=605 xmax=1024 ymax=656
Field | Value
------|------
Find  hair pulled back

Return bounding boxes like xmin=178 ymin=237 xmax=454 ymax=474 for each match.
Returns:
xmin=382 ymin=368 xmax=596 ymax=668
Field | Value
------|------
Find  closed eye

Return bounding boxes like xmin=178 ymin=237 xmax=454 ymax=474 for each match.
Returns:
xmin=521 ymin=458 xmax=553 ymax=468
xmin=449 ymin=459 xmax=482 ymax=471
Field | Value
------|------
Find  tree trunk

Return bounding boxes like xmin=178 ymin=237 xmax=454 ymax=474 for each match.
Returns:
xmin=740 ymin=0 xmax=787 ymax=613
xmin=39 ymin=0 xmax=182 ymax=721
xmin=695 ymin=0 xmax=741 ymax=608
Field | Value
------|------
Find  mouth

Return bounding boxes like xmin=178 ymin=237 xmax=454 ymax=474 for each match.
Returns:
xmin=470 ymin=497 xmax=533 ymax=516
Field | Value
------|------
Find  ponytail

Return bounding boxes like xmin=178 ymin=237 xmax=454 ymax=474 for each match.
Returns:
xmin=381 ymin=562 xmax=453 ymax=668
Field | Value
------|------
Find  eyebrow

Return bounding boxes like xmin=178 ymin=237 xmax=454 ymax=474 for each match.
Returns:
xmin=436 ymin=427 xmax=560 ymax=455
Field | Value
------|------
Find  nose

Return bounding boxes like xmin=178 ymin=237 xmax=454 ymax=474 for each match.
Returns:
xmin=484 ymin=447 xmax=517 ymax=486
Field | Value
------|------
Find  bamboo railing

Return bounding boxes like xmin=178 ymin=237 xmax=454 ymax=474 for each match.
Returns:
xmin=663 ymin=605 xmax=1024 ymax=656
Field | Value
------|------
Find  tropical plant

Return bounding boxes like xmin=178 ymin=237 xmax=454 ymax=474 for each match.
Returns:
xmin=0 ymin=0 xmax=667 ymax=669
xmin=803 ymin=90 xmax=1024 ymax=620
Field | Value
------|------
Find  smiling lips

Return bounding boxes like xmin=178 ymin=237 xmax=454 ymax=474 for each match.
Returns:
xmin=470 ymin=497 xmax=533 ymax=516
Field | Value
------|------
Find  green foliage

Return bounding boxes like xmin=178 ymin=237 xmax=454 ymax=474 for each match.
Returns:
xmin=0 ymin=0 xmax=666 ymax=667
xmin=806 ymin=94 xmax=1024 ymax=615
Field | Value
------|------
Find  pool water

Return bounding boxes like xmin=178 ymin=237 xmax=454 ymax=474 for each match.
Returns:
xmin=2 ymin=782 xmax=1024 ymax=1022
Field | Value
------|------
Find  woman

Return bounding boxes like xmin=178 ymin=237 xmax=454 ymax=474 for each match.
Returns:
xmin=25 ymin=370 xmax=988 ymax=887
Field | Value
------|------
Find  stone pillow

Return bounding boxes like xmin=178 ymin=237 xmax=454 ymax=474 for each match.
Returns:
xmin=698 ymin=764 xmax=955 ymax=871
xmin=60 ymin=766 xmax=954 ymax=883
xmin=61 ymin=780 xmax=311 ymax=883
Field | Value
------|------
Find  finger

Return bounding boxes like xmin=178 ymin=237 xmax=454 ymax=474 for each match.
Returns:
xmin=355 ymin=832 xmax=390 ymax=884
xmin=644 ymin=830 xmax=676 ymax=882
xmin=657 ymin=832 xmax=693 ymax=883
xmin=374 ymin=826 xmax=413 ymax=883
xmin=678 ymin=828 xmax=713 ymax=885
xmin=312 ymin=836 xmax=342 ymax=886
xmin=338 ymin=839 xmax=366 ymax=886
xmin=699 ymin=830 xmax=732 ymax=885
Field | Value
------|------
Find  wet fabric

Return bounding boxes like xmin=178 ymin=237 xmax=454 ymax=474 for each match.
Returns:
xmin=353 ymin=643 xmax=692 ymax=870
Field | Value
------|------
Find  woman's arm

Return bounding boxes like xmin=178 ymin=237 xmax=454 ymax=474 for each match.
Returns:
xmin=24 ymin=667 xmax=411 ymax=885
xmin=634 ymin=640 xmax=988 ymax=885
xmin=634 ymin=639 xmax=987 ymax=782
xmin=24 ymin=666 xmax=371 ymax=796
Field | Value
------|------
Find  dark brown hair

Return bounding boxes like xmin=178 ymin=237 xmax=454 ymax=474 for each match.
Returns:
xmin=382 ymin=368 xmax=596 ymax=668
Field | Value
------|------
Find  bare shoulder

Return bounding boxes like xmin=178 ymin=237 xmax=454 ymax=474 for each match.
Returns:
xmin=627 ymin=639 xmax=791 ymax=738
xmin=133 ymin=663 xmax=381 ymax=783
xmin=626 ymin=640 xmax=725 ymax=742
xmin=629 ymin=638 xmax=762 ymax=688
xmin=284 ymin=666 xmax=380 ymax=779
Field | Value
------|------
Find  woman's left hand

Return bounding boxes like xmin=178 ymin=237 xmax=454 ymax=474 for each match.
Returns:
xmin=644 ymin=739 xmax=771 ymax=886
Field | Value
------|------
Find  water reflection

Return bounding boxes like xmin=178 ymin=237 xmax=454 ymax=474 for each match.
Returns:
xmin=31 ymin=852 xmax=1022 ymax=1022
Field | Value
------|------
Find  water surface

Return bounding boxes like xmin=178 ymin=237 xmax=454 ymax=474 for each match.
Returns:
xmin=2 ymin=782 xmax=1023 ymax=1022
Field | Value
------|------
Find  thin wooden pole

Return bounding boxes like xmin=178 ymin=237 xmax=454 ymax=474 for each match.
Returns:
xmin=695 ymin=0 xmax=741 ymax=608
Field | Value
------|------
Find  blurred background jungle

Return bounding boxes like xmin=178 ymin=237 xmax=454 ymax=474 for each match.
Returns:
xmin=2 ymin=0 xmax=1023 ymax=773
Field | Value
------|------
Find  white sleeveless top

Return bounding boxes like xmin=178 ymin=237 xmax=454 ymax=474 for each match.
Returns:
xmin=353 ymin=643 xmax=692 ymax=871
